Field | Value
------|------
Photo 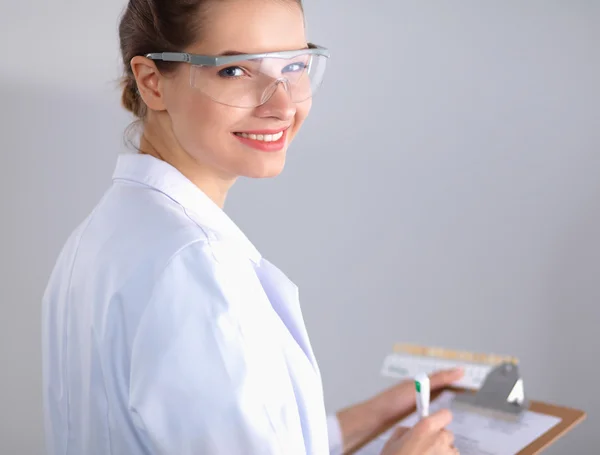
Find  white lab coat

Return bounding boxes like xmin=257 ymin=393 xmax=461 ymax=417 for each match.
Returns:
xmin=42 ymin=153 xmax=343 ymax=455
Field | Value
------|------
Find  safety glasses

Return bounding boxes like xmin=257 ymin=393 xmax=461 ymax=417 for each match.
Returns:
xmin=146 ymin=43 xmax=330 ymax=108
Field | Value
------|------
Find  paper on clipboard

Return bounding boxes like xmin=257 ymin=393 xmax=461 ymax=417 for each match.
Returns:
xmin=354 ymin=391 xmax=561 ymax=455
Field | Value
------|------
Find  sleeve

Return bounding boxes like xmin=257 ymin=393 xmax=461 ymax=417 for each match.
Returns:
xmin=127 ymin=241 xmax=285 ymax=454
xmin=327 ymin=413 xmax=344 ymax=455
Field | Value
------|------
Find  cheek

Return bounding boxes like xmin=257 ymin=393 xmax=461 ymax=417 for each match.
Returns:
xmin=170 ymin=98 xmax=211 ymax=148
xmin=170 ymin=93 xmax=247 ymax=151
xmin=290 ymin=99 xmax=312 ymax=139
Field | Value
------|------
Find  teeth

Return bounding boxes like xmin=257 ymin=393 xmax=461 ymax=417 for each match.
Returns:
xmin=236 ymin=131 xmax=284 ymax=142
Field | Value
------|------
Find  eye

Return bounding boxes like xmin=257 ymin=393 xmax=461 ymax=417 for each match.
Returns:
xmin=282 ymin=62 xmax=307 ymax=73
xmin=218 ymin=66 xmax=245 ymax=78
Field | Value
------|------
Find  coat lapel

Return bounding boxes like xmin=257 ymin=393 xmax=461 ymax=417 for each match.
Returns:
xmin=253 ymin=257 xmax=329 ymax=454
xmin=253 ymin=258 xmax=319 ymax=373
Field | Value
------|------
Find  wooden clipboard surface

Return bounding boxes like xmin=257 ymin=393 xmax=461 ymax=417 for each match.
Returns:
xmin=518 ymin=398 xmax=586 ymax=454
xmin=351 ymin=387 xmax=586 ymax=455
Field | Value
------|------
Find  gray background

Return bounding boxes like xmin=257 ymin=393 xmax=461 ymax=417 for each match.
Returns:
xmin=1 ymin=0 xmax=598 ymax=453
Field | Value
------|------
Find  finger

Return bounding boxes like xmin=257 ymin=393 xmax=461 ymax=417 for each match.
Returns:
xmin=429 ymin=367 xmax=464 ymax=389
xmin=416 ymin=408 xmax=453 ymax=433
xmin=390 ymin=425 xmax=410 ymax=440
xmin=437 ymin=428 xmax=454 ymax=447
xmin=377 ymin=378 xmax=412 ymax=397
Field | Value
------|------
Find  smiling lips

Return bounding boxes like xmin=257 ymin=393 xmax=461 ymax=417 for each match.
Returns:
xmin=233 ymin=128 xmax=289 ymax=152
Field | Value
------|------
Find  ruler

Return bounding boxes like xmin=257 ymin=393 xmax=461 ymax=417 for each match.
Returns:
xmin=380 ymin=343 xmax=519 ymax=390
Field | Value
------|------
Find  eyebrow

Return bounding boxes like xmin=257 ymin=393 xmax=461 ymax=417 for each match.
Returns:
xmin=218 ymin=45 xmax=310 ymax=56
xmin=219 ymin=50 xmax=247 ymax=56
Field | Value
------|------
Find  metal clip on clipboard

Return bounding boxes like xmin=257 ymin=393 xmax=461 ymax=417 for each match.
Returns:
xmin=452 ymin=362 xmax=529 ymax=422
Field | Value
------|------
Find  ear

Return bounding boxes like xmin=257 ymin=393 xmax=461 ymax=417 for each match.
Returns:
xmin=130 ymin=56 xmax=167 ymax=112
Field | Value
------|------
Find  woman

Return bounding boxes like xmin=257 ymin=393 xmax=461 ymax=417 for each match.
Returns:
xmin=41 ymin=0 xmax=463 ymax=454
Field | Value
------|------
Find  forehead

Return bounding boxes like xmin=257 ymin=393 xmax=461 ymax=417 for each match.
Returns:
xmin=191 ymin=0 xmax=306 ymax=56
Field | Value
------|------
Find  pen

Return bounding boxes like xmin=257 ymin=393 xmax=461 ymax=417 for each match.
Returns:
xmin=415 ymin=372 xmax=430 ymax=419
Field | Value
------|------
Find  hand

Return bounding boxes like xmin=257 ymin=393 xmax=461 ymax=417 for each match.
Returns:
xmin=334 ymin=368 xmax=463 ymax=454
xmin=379 ymin=409 xmax=458 ymax=455
xmin=372 ymin=368 xmax=464 ymax=424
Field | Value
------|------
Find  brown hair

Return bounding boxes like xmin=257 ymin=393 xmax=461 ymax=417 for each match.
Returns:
xmin=118 ymin=0 xmax=304 ymax=119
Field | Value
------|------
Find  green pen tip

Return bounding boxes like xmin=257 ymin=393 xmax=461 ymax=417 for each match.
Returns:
xmin=415 ymin=380 xmax=421 ymax=392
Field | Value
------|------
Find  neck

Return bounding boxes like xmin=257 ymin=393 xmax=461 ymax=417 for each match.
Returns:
xmin=138 ymin=127 xmax=235 ymax=209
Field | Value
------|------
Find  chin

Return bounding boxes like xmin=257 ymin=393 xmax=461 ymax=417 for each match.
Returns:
xmin=240 ymin=154 xmax=287 ymax=179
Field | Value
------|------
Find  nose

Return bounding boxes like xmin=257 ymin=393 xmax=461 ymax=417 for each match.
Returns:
xmin=257 ymin=79 xmax=296 ymax=119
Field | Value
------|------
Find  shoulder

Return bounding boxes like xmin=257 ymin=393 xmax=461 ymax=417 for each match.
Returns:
xmin=43 ymin=179 xmax=235 ymax=319
xmin=71 ymin=177 xmax=229 ymax=275
xmin=100 ymin=177 xmax=217 ymax=244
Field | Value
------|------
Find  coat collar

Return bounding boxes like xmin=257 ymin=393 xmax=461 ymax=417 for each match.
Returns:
xmin=112 ymin=153 xmax=261 ymax=264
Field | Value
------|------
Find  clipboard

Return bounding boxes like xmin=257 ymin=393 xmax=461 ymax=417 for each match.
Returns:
xmin=447 ymin=361 xmax=586 ymax=454
xmin=517 ymin=397 xmax=586 ymax=453
xmin=356 ymin=348 xmax=587 ymax=455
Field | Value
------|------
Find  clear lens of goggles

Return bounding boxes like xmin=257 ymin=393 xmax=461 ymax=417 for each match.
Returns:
xmin=146 ymin=45 xmax=329 ymax=108
xmin=190 ymin=54 xmax=327 ymax=108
